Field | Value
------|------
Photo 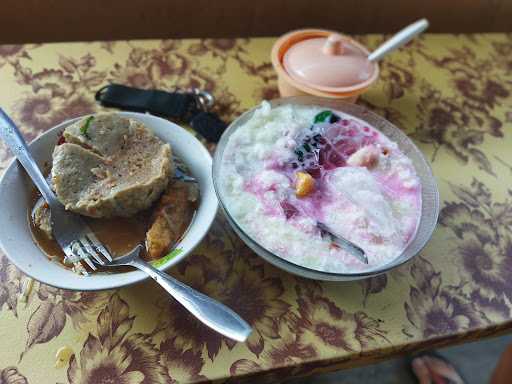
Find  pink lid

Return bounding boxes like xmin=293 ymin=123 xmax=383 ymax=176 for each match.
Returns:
xmin=283 ymin=34 xmax=374 ymax=89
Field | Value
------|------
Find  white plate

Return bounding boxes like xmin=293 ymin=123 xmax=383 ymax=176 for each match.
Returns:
xmin=0 ymin=112 xmax=218 ymax=291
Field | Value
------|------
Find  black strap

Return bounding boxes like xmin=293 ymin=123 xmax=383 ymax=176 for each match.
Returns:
xmin=190 ymin=112 xmax=227 ymax=142
xmin=95 ymin=84 xmax=196 ymax=119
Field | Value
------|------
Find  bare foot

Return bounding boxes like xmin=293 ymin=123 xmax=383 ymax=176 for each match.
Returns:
xmin=410 ymin=354 xmax=465 ymax=384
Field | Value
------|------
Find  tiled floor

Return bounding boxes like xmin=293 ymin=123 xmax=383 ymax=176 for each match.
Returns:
xmin=289 ymin=334 xmax=512 ymax=383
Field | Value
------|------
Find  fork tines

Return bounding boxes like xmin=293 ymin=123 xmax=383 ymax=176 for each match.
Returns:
xmin=68 ymin=234 xmax=113 ymax=274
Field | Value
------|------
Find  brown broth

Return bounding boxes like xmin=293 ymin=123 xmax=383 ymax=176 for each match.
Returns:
xmin=28 ymin=184 xmax=196 ymax=273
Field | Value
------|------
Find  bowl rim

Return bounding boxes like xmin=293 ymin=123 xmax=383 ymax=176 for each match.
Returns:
xmin=212 ymin=97 xmax=440 ymax=280
xmin=0 ymin=112 xmax=218 ymax=290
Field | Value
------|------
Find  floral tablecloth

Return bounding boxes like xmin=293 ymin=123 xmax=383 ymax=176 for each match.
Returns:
xmin=0 ymin=34 xmax=511 ymax=383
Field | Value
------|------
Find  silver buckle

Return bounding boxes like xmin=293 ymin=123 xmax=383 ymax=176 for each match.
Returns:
xmin=190 ymin=88 xmax=215 ymax=112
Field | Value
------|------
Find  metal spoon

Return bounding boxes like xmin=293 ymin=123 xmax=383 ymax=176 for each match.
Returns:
xmin=317 ymin=221 xmax=368 ymax=264
xmin=367 ymin=19 xmax=429 ymax=62
xmin=96 ymin=244 xmax=253 ymax=342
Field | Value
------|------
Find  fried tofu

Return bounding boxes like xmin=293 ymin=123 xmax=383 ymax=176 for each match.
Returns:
xmin=145 ymin=180 xmax=197 ymax=260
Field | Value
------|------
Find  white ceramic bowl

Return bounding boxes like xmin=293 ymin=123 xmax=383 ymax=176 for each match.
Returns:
xmin=213 ymin=97 xmax=439 ymax=281
xmin=0 ymin=112 xmax=218 ymax=291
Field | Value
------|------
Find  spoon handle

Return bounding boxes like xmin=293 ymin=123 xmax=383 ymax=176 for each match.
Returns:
xmin=368 ymin=19 xmax=429 ymax=62
xmin=0 ymin=108 xmax=59 ymax=207
xmin=130 ymin=258 xmax=252 ymax=342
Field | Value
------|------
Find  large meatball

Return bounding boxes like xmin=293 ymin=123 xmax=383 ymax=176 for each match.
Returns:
xmin=52 ymin=113 xmax=173 ymax=218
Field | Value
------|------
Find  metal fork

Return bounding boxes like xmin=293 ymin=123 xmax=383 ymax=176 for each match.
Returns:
xmin=0 ymin=109 xmax=112 ymax=275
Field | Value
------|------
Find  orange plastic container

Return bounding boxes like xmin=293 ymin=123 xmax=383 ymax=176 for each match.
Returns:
xmin=271 ymin=29 xmax=379 ymax=102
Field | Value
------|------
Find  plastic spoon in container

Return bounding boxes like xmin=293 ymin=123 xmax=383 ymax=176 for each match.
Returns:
xmin=280 ymin=19 xmax=428 ymax=95
xmin=367 ymin=19 xmax=429 ymax=62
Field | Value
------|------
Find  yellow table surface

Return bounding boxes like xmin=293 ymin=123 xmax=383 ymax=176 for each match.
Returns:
xmin=0 ymin=34 xmax=511 ymax=383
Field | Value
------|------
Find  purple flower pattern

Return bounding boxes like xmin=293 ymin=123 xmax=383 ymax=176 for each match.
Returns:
xmin=0 ymin=34 xmax=511 ymax=382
